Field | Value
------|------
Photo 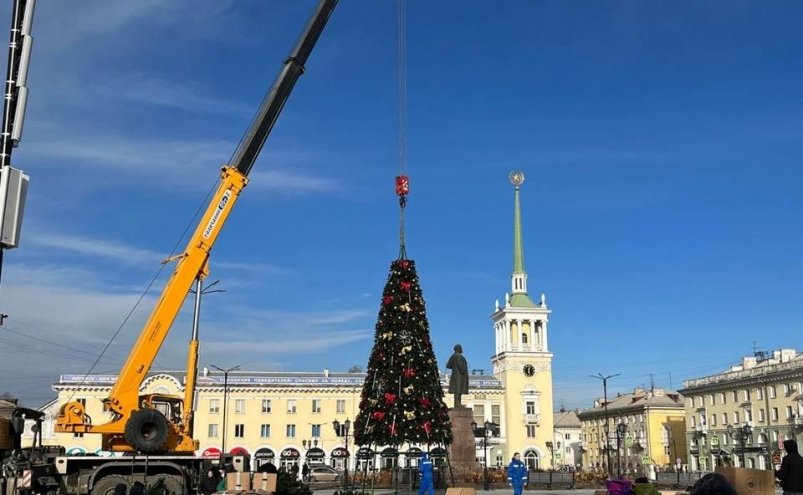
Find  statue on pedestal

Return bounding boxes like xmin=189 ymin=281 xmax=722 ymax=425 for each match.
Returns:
xmin=446 ymin=344 xmax=469 ymax=408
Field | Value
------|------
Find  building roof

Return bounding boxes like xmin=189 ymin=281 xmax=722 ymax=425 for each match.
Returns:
xmin=554 ymin=408 xmax=581 ymax=428
xmin=681 ymin=348 xmax=803 ymax=392
xmin=55 ymin=369 xmax=504 ymax=390
xmin=577 ymin=387 xmax=684 ymax=419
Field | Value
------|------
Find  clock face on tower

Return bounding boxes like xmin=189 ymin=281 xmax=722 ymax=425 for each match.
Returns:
xmin=523 ymin=364 xmax=535 ymax=377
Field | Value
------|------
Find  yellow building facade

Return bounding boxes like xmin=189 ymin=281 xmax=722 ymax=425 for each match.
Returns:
xmin=577 ymin=388 xmax=687 ymax=475
xmin=678 ymin=348 xmax=803 ymax=471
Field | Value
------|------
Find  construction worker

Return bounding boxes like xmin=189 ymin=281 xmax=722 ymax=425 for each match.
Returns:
xmin=507 ymin=452 xmax=528 ymax=495
xmin=419 ymin=452 xmax=434 ymax=495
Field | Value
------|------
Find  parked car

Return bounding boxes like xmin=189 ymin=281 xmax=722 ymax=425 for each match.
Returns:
xmin=309 ymin=465 xmax=341 ymax=482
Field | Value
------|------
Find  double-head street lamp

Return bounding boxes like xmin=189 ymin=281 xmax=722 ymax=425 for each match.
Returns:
xmin=591 ymin=372 xmax=620 ymax=478
xmin=333 ymin=419 xmax=351 ymax=490
xmin=471 ymin=420 xmax=499 ymax=490
xmin=545 ymin=441 xmax=561 ymax=471
xmin=210 ymin=364 xmax=240 ymax=458
xmin=727 ymin=423 xmax=752 ymax=467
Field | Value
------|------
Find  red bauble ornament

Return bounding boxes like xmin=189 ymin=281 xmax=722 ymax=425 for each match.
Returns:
xmin=383 ymin=295 xmax=394 ymax=305
xmin=400 ymin=281 xmax=412 ymax=291
xmin=384 ymin=392 xmax=397 ymax=405
xmin=420 ymin=397 xmax=431 ymax=408
xmin=395 ymin=175 xmax=409 ymax=196
xmin=403 ymin=368 xmax=416 ymax=378
xmin=399 ymin=260 xmax=410 ymax=268
xmin=372 ymin=411 xmax=386 ymax=421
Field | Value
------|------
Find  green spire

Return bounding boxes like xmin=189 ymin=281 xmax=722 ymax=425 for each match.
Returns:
xmin=513 ymin=181 xmax=525 ymax=274
xmin=509 ymin=170 xmax=536 ymax=308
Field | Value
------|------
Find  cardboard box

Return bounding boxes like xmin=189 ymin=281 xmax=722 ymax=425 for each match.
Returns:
xmin=445 ymin=488 xmax=476 ymax=495
xmin=225 ymin=471 xmax=251 ymax=493
xmin=715 ymin=466 xmax=775 ymax=495
xmin=255 ymin=473 xmax=277 ymax=492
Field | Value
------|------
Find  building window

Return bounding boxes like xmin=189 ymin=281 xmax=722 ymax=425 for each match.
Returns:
xmin=287 ymin=400 xmax=297 ymax=414
xmin=287 ymin=424 xmax=296 ymax=438
xmin=744 ymin=389 xmax=751 ymax=401
xmin=234 ymin=424 xmax=245 ymax=438
xmin=492 ymin=404 xmax=501 ymax=425
xmin=73 ymin=432 xmax=84 ymax=438
xmin=235 ymin=399 xmax=245 ymax=414
xmin=719 ymin=393 xmax=726 ymax=404
xmin=208 ymin=424 xmax=219 ymax=438
xmin=746 ymin=409 xmax=753 ymax=422
xmin=312 ymin=399 xmax=322 ymax=414
xmin=710 ymin=415 xmax=717 ymax=426
xmin=756 ymin=388 xmax=763 ymax=400
xmin=733 ymin=411 xmax=740 ymax=424
xmin=209 ymin=399 xmax=220 ymax=414
xmin=691 ymin=416 xmax=696 ymax=428
xmin=565 ymin=433 xmax=571 ymax=440
xmin=787 ymin=406 xmax=794 ymax=419
xmin=708 ymin=395 xmax=714 ymax=406
xmin=722 ymin=413 xmax=728 ymax=425
xmin=473 ymin=405 xmax=484 ymax=425
xmin=526 ymin=425 xmax=536 ymax=438
xmin=772 ymin=408 xmax=778 ymax=422
xmin=526 ymin=401 xmax=536 ymax=415
xmin=261 ymin=424 xmax=271 ymax=438
xmin=262 ymin=399 xmax=272 ymax=413
xmin=337 ymin=399 xmax=346 ymax=414
xmin=312 ymin=424 xmax=321 ymax=437
xmin=732 ymin=391 xmax=738 ymax=402
xmin=769 ymin=386 xmax=776 ymax=399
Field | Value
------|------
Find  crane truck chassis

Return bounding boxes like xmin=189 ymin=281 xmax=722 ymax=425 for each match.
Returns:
xmin=2 ymin=0 xmax=338 ymax=493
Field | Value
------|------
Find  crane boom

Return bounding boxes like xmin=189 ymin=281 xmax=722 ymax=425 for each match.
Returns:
xmin=56 ymin=0 xmax=338 ymax=454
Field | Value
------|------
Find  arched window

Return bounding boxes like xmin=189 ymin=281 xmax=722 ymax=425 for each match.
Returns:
xmin=523 ymin=449 xmax=540 ymax=470
xmin=522 ymin=332 xmax=529 ymax=344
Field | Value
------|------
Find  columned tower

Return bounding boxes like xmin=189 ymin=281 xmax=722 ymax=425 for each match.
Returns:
xmin=491 ymin=170 xmax=555 ymax=469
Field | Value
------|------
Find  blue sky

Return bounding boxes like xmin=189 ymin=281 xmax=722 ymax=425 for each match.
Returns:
xmin=1 ymin=1 xmax=802 ymax=409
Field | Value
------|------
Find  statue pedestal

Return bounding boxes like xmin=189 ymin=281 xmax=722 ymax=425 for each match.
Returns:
xmin=448 ymin=408 xmax=478 ymax=469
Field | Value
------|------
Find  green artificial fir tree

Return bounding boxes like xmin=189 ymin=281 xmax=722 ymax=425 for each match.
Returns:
xmin=353 ymin=258 xmax=452 ymax=448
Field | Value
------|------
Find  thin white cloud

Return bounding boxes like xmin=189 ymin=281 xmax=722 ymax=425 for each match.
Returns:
xmin=248 ymin=170 xmax=341 ymax=194
xmin=25 ymin=231 xmax=166 ymax=267
xmin=25 ymin=135 xmax=342 ymax=195
xmin=205 ymin=329 xmax=371 ymax=356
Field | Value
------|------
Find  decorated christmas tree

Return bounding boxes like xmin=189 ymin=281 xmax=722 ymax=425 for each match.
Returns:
xmin=353 ymin=257 xmax=453 ymax=448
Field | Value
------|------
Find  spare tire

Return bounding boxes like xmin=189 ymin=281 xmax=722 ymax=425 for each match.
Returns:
xmin=124 ymin=408 xmax=169 ymax=453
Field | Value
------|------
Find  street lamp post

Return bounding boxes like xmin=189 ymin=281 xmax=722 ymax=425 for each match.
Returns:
xmin=727 ymin=423 xmax=753 ymax=467
xmin=333 ymin=419 xmax=351 ymax=490
xmin=616 ymin=423 xmax=627 ymax=478
xmin=592 ymin=372 xmax=620 ymax=478
xmin=302 ymin=439 xmax=319 ymax=480
xmin=210 ymin=364 xmax=240 ymax=458
xmin=471 ymin=421 xmax=498 ymax=490
xmin=546 ymin=441 xmax=561 ymax=471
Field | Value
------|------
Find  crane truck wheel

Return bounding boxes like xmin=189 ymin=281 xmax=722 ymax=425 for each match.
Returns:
xmin=91 ymin=475 xmax=132 ymax=495
xmin=148 ymin=474 xmax=185 ymax=495
xmin=124 ymin=408 xmax=169 ymax=453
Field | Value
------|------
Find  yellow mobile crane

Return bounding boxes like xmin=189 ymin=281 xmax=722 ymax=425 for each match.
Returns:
xmin=55 ymin=0 xmax=338 ymax=456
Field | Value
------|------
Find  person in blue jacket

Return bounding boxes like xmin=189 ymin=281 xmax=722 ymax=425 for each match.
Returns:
xmin=507 ymin=452 xmax=528 ymax=495
xmin=419 ymin=452 xmax=434 ymax=495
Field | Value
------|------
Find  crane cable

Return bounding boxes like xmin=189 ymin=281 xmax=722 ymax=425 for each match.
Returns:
xmin=395 ymin=0 xmax=409 ymax=260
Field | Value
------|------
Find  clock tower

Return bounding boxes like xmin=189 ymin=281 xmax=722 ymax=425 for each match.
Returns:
xmin=491 ymin=171 xmax=555 ymax=469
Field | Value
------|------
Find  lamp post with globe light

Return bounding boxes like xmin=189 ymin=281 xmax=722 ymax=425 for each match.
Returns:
xmin=333 ymin=419 xmax=351 ymax=490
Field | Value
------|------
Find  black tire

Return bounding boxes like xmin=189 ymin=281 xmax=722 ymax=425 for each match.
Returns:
xmin=91 ymin=475 xmax=131 ymax=495
xmin=148 ymin=474 xmax=185 ymax=495
xmin=124 ymin=408 xmax=169 ymax=453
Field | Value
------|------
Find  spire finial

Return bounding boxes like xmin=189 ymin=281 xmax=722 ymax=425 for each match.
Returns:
xmin=510 ymin=170 xmax=526 ymax=275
